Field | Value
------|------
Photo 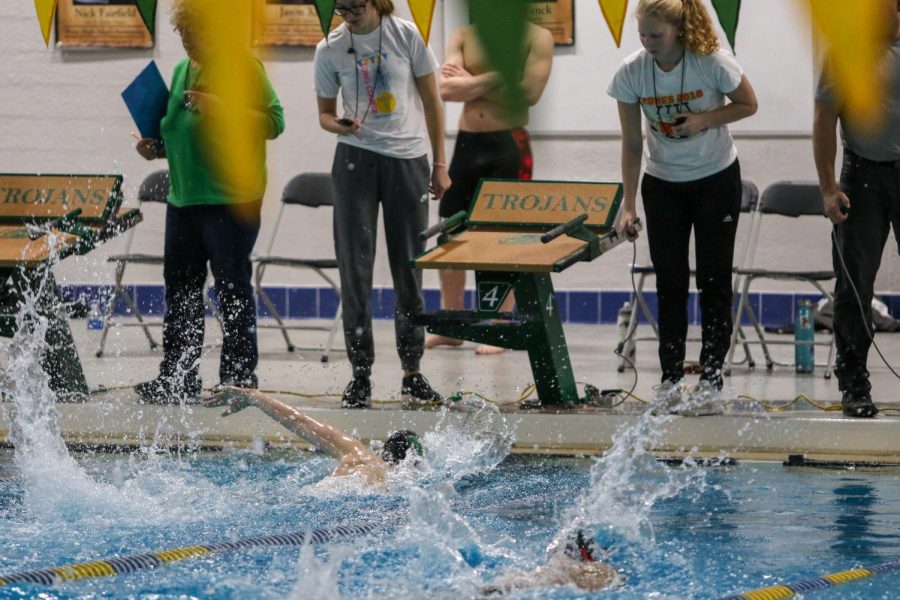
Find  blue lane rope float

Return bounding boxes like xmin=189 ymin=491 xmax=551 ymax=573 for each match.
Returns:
xmin=719 ymin=559 xmax=900 ymax=600
xmin=0 ymin=522 xmax=380 ymax=588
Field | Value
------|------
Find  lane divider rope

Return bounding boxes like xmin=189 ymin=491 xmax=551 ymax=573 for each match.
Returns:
xmin=0 ymin=522 xmax=380 ymax=588
xmin=719 ymin=560 xmax=900 ymax=600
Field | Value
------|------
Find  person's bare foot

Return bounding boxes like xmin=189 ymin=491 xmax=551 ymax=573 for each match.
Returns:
xmin=475 ymin=344 xmax=506 ymax=355
xmin=425 ymin=334 xmax=464 ymax=349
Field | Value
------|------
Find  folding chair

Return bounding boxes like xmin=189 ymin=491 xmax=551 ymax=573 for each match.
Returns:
xmin=618 ymin=179 xmax=759 ymax=372
xmin=724 ymin=181 xmax=836 ymax=378
xmin=96 ymin=170 xmax=222 ymax=357
xmin=252 ymin=172 xmax=342 ymax=362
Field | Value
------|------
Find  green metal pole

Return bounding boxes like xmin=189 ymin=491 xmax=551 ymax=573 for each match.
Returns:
xmin=513 ymin=272 xmax=578 ymax=406
xmin=11 ymin=268 xmax=89 ymax=401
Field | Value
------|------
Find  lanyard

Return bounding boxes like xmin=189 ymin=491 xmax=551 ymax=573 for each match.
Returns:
xmin=651 ymin=50 xmax=686 ymax=123
xmin=349 ymin=19 xmax=384 ymax=124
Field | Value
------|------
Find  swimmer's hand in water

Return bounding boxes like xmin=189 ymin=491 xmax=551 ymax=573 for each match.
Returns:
xmin=202 ymin=387 xmax=254 ymax=416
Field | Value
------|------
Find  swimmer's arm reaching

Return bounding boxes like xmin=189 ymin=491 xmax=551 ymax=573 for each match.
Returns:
xmin=213 ymin=388 xmax=374 ymax=461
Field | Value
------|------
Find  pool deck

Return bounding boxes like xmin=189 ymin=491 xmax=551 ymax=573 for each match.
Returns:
xmin=2 ymin=318 xmax=900 ymax=462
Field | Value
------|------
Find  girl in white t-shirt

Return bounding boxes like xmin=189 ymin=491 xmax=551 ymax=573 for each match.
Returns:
xmin=608 ymin=0 xmax=757 ymax=413
xmin=314 ymin=0 xmax=451 ymax=409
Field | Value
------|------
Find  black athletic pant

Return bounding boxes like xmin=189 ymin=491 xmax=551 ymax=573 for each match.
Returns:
xmin=832 ymin=150 xmax=900 ymax=395
xmin=642 ymin=159 xmax=742 ymax=386
xmin=161 ymin=202 xmax=260 ymax=387
xmin=331 ymin=143 xmax=430 ymax=378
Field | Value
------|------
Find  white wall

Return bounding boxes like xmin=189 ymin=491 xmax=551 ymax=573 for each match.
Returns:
xmin=0 ymin=1 xmax=897 ymax=294
xmin=446 ymin=0 xmax=816 ymax=135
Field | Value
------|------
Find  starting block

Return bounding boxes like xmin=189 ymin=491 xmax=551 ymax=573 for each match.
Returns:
xmin=0 ymin=173 xmax=142 ymax=400
xmin=415 ymin=179 xmax=639 ymax=407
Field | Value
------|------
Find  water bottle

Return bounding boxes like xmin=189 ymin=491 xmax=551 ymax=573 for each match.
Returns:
xmin=794 ymin=299 xmax=814 ymax=373
xmin=87 ymin=301 xmax=103 ymax=330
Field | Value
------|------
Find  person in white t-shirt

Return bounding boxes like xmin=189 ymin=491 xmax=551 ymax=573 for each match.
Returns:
xmin=314 ymin=0 xmax=451 ymax=409
xmin=608 ymin=0 xmax=757 ymax=415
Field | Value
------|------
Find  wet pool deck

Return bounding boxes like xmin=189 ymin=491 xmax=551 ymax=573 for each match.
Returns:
xmin=2 ymin=318 xmax=900 ymax=462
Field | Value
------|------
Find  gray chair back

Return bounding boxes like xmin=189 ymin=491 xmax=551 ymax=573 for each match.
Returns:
xmin=740 ymin=179 xmax=759 ymax=213
xmin=138 ymin=170 xmax=170 ymax=204
xmin=759 ymin=181 xmax=824 ymax=217
xmin=282 ymin=173 xmax=336 ymax=208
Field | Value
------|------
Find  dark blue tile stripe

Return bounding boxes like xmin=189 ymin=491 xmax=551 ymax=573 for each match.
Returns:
xmin=57 ymin=285 xmax=899 ymax=327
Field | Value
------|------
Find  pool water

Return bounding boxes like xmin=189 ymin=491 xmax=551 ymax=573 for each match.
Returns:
xmin=3 ymin=434 xmax=900 ymax=600
xmin=2 ymin=306 xmax=899 ymax=599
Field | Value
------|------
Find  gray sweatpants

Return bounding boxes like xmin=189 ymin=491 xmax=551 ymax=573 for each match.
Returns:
xmin=331 ymin=143 xmax=430 ymax=378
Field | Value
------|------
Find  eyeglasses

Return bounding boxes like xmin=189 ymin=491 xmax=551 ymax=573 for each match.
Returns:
xmin=335 ymin=1 xmax=369 ymax=16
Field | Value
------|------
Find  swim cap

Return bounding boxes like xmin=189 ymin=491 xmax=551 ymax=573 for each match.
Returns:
xmin=380 ymin=429 xmax=423 ymax=464
xmin=563 ymin=530 xmax=599 ymax=563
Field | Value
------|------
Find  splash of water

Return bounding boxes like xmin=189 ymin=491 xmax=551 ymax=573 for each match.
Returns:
xmin=2 ymin=285 xmax=100 ymax=519
xmin=287 ymin=543 xmax=347 ymax=600
xmin=0 ymin=260 xmax=227 ymax=525
xmin=289 ymin=402 xmax=517 ymax=596
xmin=300 ymin=402 xmax=516 ymax=500
xmin=556 ymin=407 xmax=710 ymax=548
xmin=416 ymin=402 xmax=515 ymax=484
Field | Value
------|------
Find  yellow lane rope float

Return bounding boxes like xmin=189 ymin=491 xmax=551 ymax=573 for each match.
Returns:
xmin=719 ymin=560 xmax=900 ymax=599
xmin=0 ymin=522 xmax=380 ymax=588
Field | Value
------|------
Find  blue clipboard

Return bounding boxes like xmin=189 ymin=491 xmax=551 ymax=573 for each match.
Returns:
xmin=121 ymin=61 xmax=169 ymax=139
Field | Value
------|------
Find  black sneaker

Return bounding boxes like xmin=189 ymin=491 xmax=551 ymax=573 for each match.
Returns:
xmin=211 ymin=374 xmax=259 ymax=395
xmin=401 ymin=373 xmax=443 ymax=407
xmin=842 ymin=389 xmax=879 ymax=418
xmin=341 ymin=376 xmax=372 ymax=409
xmin=135 ymin=375 xmax=202 ymax=405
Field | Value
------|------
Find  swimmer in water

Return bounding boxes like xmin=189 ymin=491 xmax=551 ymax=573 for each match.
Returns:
xmin=206 ymin=388 xmax=422 ymax=489
xmin=479 ymin=530 xmax=620 ymax=595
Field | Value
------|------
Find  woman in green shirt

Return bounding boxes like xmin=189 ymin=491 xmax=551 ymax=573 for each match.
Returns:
xmin=134 ymin=0 xmax=285 ymax=403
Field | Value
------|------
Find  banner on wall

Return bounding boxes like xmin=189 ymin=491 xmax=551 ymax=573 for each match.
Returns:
xmin=526 ymin=0 xmax=574 ymax=46
xmin=597 ymin=0 xmax=627 ymax=48
xmin=135 ymin=0 xmax=156 ymax=37
xmin=470 ymin=0 xmax=529 ymax=110
xmin=313 ymin=0 xmax=337 ymax=39
xmin=253 ymin=0 xmax=341 ymax=46
xmin=35 ymin=0 xmax=58 ymax=47
xmin=408 ymin=0 xmax=437 ymax=45
xmin=56 ymin=0 xmax=154 ymax=48
xmin=711 ymin=0 xmax=740 ymax=51
xmin=806 ymin=0 xmax=889 ymax=130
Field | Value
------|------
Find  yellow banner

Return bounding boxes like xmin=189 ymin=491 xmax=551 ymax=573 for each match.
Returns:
xmin=805 ymin=0 xmax=891 ymax=130
xmin=598 ymin=0 xmax=628 ymax=47
xmin=408 ymin=0 xmax=437 ymax=45
xmin=195 ymin=0 xmax=268 ymax=221
xmin=34 ymin=0 xmax=58 ymax=47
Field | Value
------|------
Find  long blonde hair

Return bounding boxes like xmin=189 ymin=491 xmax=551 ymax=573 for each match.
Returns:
xmin=637 ymin=0 xmax=720 ymax=55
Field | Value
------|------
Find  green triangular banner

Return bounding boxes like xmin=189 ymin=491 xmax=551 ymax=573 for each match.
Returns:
xmin=135 ymin=0 xmax=157 ymax=37
xmin=711 ymin=0 xmax=741 ymax=52
xmin=314 ymin=0 xmax=337 ymax=39
xmin=469 ymin=0 xmax=529 ymax=110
